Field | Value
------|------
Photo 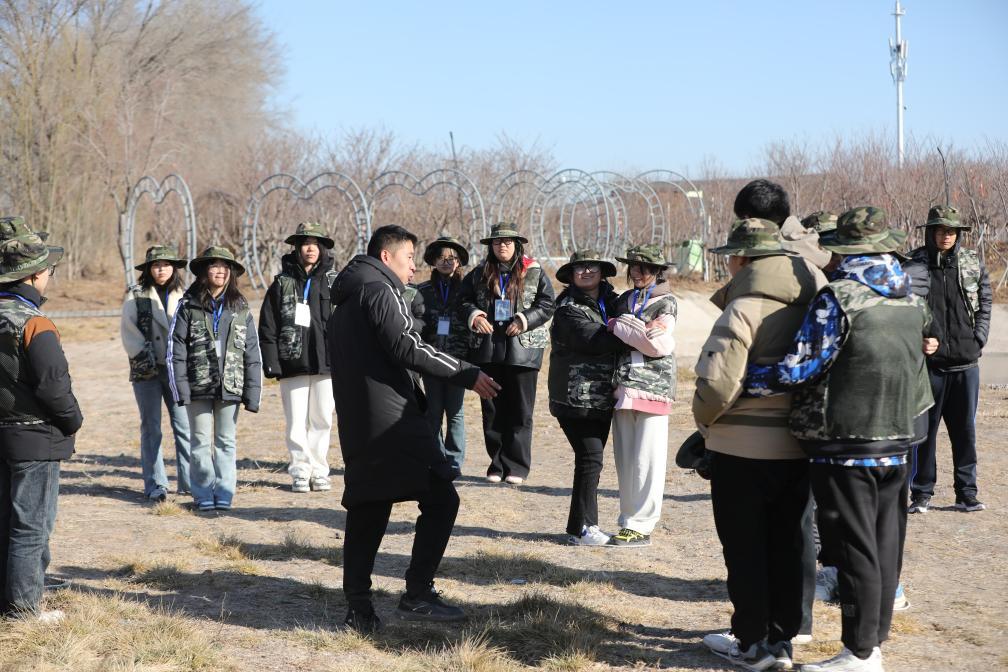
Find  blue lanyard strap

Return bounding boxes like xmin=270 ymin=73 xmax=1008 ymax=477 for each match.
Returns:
xmin=598 ymin=298 xmax=608 ymax=323
xmin=438 ymin=281 xmax=450 ymax=307
xmin=0 ymin=292 xmax=38 ymax=309
xmin=211 ymin=298 xmax=223 ymax=336
xmin=302 ymin=278 xmax=312 ymax=303
xmin=631 ymin=285 xmax=654 ymax=320
xmin=498 ymin=272 xmax=510 ymax=298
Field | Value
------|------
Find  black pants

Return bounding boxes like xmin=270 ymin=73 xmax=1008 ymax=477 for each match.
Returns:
xmin=342 ymin=474 xmax=459 ymax=612
xmin=798 ymin=494 xmax=817 ymax=636
xmin=910 ymin=367 xmax=980 ymax=499
xmin=557 ymin=415 xmax=612 ymax=535
xmin=710 ymin=452 xmax=810 ymax=649
xmin=811 ymin=462 xmax=907 ymax=658
xmin=479 ymin=364 xmax=538 ymax=479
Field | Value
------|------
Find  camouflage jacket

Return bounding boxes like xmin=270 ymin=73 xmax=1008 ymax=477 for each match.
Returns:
xmin=611 ymin=283 xmax=678 ymax=401
xmin=910 ymin=245 xmax=989 ymax=328
xmin=168 ymin=291 xmax=262 ymax=412
xmin=547 ymin=283 xmax=623 ymax=418
xmin=0 ymin=291 xmax=56 ymax=426
xmin=410 ymin=278 xmax=471 ymax=359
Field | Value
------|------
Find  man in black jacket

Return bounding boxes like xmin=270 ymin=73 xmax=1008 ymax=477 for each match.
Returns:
xmin=906 ymin=205 xmax=992 ymax=513
xmin=329 ymin=224 xmax=499 ymax=633
xmin=0 ymin=217 xmax=82 ymax=621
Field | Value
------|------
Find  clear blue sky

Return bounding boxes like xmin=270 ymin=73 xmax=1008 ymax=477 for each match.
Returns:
xmin=256 ymin=0 xmax=1008 ymax=176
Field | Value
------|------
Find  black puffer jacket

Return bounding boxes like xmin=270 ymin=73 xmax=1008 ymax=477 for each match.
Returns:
xmin=328 ymin=255 xmax=481 ymax=506
xmin=258 ymin=251 xmax=336 ymax=379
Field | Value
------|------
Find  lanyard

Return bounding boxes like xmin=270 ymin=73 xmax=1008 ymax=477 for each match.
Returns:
xmin=631 ymin=285 xmax=654 ymax=320
xmin=0 ymin=292 xmax=38 ymax=309
xmin=210 ymin=298 xmax=224 ymax=337
xmin=302 ymin=278 xmax=312 ymax=304
xmin=598 ymin=298 xmax=608 ymax=323
xmin=498 ymin=272 xmax=510 ymax=298
xmin=438 ymin=281 xmax=451 ymax=307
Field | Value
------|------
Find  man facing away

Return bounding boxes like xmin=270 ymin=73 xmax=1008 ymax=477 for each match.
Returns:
xmin=328 ymin=224 xmax=499 ymax=633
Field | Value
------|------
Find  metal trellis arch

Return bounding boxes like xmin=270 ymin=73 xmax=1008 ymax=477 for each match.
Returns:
xmin=121 ymin=174 xmax=197 ymax=289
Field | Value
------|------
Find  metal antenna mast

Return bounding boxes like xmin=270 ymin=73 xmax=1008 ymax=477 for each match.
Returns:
xmin=889 ymin=0 xmax=909 ymax=168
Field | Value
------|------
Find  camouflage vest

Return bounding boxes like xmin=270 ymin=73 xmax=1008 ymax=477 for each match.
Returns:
xmin=416 ymin=279 xmax=470 ymax=359
xmin=548 ymin=294 xmax=615 ymax=412
xmin=612 ymin=290 xmax=678 ymax=400
xmin=0 ymin=295 xmax=50 ymax=425
xmin=183 ymin=298 xmax=250 ymax=397
xmin=790 ymin=280 xmax=933 ymax=442
xmin=127 ymin=287 xmax=159 ymax=382
xmin=957 ymin=249 xmax=982 ymax=326
xmin=275 ymin=269 xmax=337 ymax=362
xmin=471 ymin=261 xmax=550 ymax=350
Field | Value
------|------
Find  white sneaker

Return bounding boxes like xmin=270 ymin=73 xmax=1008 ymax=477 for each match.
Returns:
xmin=310 ymin=476 xmax=331 ymax=491
xmin=504 ymin=475 xmax=524 ymax=485
xmin=801 ymin=646 xmax=883 ymax=672
xmin=815 ymin=566 xmax=838 ymax=601
xmin=291 ymin=476 xmax=310 ymax=493
xmin=569 ymin=525 xmax=610 ymax=546
xmin=792 ymin=633 xmax=813 ymax=644
xmin=486 ymin=474 xmax=502 ymax=483
xmin=703 ymin=631 xmax=738 ymax=655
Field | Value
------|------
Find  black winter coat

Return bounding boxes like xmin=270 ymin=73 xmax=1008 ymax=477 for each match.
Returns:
xmin=258 ymin=251 xmax=336 ymax=379
xmin=328 ymin=255 xmax=481 ymax=506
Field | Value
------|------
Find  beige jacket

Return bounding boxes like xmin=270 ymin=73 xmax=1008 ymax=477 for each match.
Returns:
xmin=120 ymin=285 xmax=184 ymax=368
xmin=780 ymin=215 xmax=831 ymax=269
xmin=693 ymin=254 xmax=827 ymax=460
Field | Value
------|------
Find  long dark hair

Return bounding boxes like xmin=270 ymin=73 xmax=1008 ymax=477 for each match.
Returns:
xmin=295 ymin=243 xmax=332 ymax=272
xmin=625 ymin=263 xmax=666 ymax=286
xmin=192 ymin=263 xmax=245 ymax=311
xmin=138 ymin=264 xmax=184 ymax=293
xmin=481 ymin=239 xmax=526 ymax=304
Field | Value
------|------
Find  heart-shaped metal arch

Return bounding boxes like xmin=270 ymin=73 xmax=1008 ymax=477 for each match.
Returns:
xmin=241 ymin=172 xmax=370 ymax=290
xmin=121 ymin=174 xmax=197 ymax=288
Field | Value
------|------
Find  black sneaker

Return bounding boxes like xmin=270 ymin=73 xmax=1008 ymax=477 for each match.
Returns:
xmin=396 ymin=586 xmax=465 ymax=622
xmin=608 ymin=528 xmax=651 ymax=547
xmin=908 ymin=496 xmax=930 ymax=514
xmin=343 ymin=606 xmax=382 ymax=634
xmin=955 ymin=494 xmax=986 ymax=512
xmin=711 ymin=639 xmax=777 ymax=671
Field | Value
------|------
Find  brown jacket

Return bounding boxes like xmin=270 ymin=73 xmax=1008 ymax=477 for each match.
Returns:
xmin=693 ymin=254 xmax=826 ymax=460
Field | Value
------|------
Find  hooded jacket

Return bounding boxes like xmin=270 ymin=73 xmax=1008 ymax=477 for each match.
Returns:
xmin=258 ymin=250 xmax=337 ymax=379
xmin=779 ymin=216 xmax=832 ymax=269
xmin=908 ymin=232 xmax=992 ymax=371
xmin=693 ymin=254 xmax=826 ymax=460
xmin=328 ymin=255 xmax=481 ymax=506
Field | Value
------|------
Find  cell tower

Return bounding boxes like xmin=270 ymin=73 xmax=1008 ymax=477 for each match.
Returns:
xmin=889 ymin=1 xmax=908 ymax=168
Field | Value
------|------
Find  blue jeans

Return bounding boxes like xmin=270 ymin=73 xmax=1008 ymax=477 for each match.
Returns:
xmin=0 ymin=459 xmax=59 ymax=615
xmin=422 ymin=374 xmax=466 ymax=470
xmin=133 ymin=369 xmax=191 ymax=496
xmin=186 ymin=399 xmax=240 ymax=507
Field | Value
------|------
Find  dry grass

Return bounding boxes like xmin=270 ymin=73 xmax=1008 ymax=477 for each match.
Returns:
xmin=440 ymin=545 xmax=592 ymax=587
xmin=117 ymin=558 xmax=194 ymax=591
xmin=192 ymin=535 xmax=264 ymax=576
xmin=0 ymin=591 xmax=233 ymax=671
xmin=151 ymin=501 xmax=190 ymax=517
xmin=289 ymin=625 xmax=375 ymax=654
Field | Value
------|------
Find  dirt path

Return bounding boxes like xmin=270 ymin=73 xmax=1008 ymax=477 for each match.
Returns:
xmin=13 ymin=315 xmax=1005 ymax=671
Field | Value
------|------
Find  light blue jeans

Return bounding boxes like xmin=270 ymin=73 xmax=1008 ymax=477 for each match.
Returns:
xmin=422 ymin=374 xmax=466 ymax=470
xmin=186 ymin=399 xmax=240 ymax=507
xmin=132 ymin=368 xmax=191 ymax=496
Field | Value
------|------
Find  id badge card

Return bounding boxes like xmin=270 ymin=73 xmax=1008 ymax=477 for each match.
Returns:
xmin=294 ymin=302 xmax=311 ymax=327
xmin=437 ymin=317 xmax=451 ymax=336
xmin=630 ymin=351 xmax=645 ymax=368
xmin=494 ymin=299 xmax=513 ymax=321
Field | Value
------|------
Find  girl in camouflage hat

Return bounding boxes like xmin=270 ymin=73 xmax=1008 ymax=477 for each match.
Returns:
xmin=167 ymin=247 xmax=262 ymax=512
xmin=459 ymin=224 xmax=555 ymax=484
xmin=258 ymin=223 xmax=339 ymax=494
xmin=120 ymin=245 xmax=191 ymax=501
xmin=606 ymin=244 xmax=678 ymax=547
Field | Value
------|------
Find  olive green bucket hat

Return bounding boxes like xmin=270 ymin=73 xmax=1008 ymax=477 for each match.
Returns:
xmin=423 ymin=235 xmax=470 ymax=267
xmin=134 ymin=244 xmax=187 ymax=271
xmin=918 ymin=204 xmax=971 ymax=231
xmin=801 ymin=210 xmax=838 ymax=234
xmin=615 ymin=243 xmax=672 ymax=268
xmin=818 ymin=207 xmax=907 ymax=255
xmin=188 ymin=245 xmax=246 ymax=277
xmin=709 ymin=218 xmax=786 ymax=257
xmin=285 ymin=221 xmax=335 ymax=249
xmin=555 ymin=249 xmax=617 ymax=284
xmin=479 ymin=223 xmax=529 ymax=245
xmin=0 ymin=216 xmax=64 ymax=283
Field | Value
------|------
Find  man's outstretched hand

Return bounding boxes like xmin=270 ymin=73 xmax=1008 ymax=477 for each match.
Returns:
xmin=471 ymin=372 xmax=501 ymax=399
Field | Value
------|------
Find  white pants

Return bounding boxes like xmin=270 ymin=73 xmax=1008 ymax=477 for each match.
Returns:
xmin=279 ymin=374 xmax=334 ymax=479
xmin=612 ymin=409 xmax=669 ymax=534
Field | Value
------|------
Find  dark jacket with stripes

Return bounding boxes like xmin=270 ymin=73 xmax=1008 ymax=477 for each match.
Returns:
xmin=328 ymin=255 xmax=481 ymax=506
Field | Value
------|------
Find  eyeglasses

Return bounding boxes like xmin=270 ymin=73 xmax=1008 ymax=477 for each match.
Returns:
xmin=47 ymin=265 xmax=57 ymax=278
xmin=572 ymin=265 xmax=600 ymax=275
xmin=492 ymin=239 xmax=515 ymax=247
xmin=436 ymin=256 xmax=459 ymax=265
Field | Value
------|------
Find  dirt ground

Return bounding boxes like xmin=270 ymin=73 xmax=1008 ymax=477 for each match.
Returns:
xmin=3 ymin=281 xmax=1007 ymax=671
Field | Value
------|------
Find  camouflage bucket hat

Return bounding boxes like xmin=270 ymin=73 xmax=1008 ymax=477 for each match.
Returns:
xmin=423 ymin=235 xmax=470 ymax=267
xmin=615 ymin=243 xmax=671 ymax=268
xmin=189 ymin=245 xmax=246 ymax=277
xmin=819 ymin=207 xmax=907 ymax=255
xmin=0 ymin=216 xmax=63 ymax=283
xmin=801 ymin=210 xmax=839 ymax=234
xmin=479 ymin=223 xmax=529 ymax=245
xmin=555 ymin=249 xmax=617 ymax=284
xmin=134 ymin=244 xmax=187 ymax=271
xmin=918 ymin=204 xmax=971 ymax=231
xmin=709 ymin=218 xmax=785 ymax=258
xmin=285 ymin=221 xmax=335 ymax=249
